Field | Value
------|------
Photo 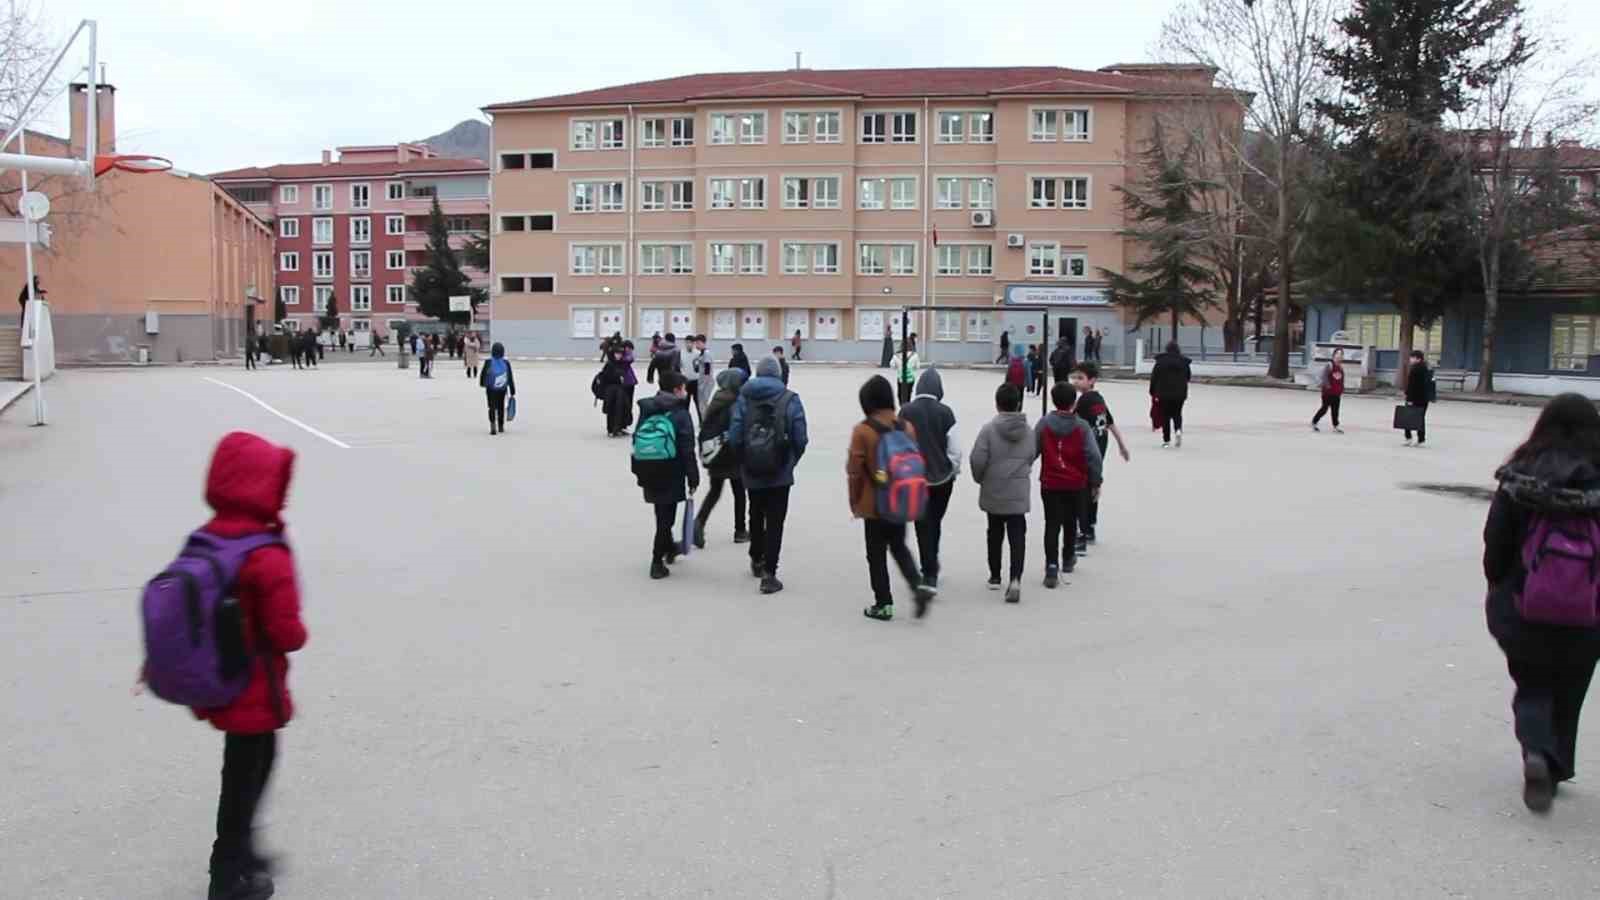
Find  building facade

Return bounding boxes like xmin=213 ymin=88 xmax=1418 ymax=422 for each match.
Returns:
xmin=212 ymin=145 xmax=489 ymax=343
xmin=483 ymin=66 xmax=1241 ymax=363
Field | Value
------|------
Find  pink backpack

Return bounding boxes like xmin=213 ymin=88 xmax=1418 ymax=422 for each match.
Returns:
xmin=1518 ymin=515 xmax=1600 ymax=627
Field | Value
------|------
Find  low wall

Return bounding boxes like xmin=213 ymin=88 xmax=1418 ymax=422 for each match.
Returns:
xmin=1134 ymin=339 xmax=1271 ymax=377
xmin=1460 ymin=372 xmax=1600 ymax=400
xmin=53 ymin=313 xmax=218 ymax=364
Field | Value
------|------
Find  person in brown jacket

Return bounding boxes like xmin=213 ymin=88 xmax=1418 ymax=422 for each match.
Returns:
xmin=849 ymin=374 xmax=937 ymax=622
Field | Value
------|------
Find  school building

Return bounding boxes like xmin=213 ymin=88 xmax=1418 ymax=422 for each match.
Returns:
xmin=481 ymin=64 xmax=1243 ymax=363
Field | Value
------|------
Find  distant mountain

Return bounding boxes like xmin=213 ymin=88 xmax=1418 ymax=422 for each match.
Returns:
xmin=418 ymin=119 xmax=490 ymax=163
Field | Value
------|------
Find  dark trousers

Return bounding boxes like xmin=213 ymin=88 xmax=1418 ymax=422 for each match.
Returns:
xmin=1508 ymin=656 xmax=1596 ymax=781
xmin=291 ymin=351 xmax=301 ymax=370
xmin=1159 ymin=397 xmax=1186 ymax=442
xmin=1042 ymin=488 xmax=1084 ymax=569
xmin=748 ymin=485 xmax=790 ymax=575
xmin=914 ymin=481 xmax=955 ymax=579
xmin=1313 ymin=393 xmax=1342 ymax=428
xmin=864 ymin=519 xmax=920 ymax=605
xmin=1404 ymin=402 xmax=1428 ymax=443
xmin=211 ymin=731 xmax=277 ymax=879
xmin=986 ymin=513 xmax=1027 ymax=581
xmin=370 ymin=343 xmax=385 ymax=357
xmin=897 ymin=381 xmax=912 ymax=406
xmin=244 ymin=350 xmax=256 ymax=370
xmin=487 ymin=389 xmax=507 ymax=430
xmin=700 ymin=475 xmax=746 ymax=534
xmin=1085 ymin=439 xmax=1107 ymax=535
xmin=686 ymin=381 xmax=702 ymax=424
xmin=652 ymin=502 xmax=678 ymax=564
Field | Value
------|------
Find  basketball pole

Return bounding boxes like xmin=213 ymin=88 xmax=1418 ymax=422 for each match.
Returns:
xmin=21 ymin=129 xmax=44 ymax=426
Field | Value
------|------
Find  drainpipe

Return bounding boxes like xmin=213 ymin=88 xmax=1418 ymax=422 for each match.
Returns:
xmin=488 ymin=113 xmax=496 ymax=345
xmin=627 ymin=103 xmax=636 ymax=338
xmin=920 ymin=97 xmax=930 ymax=340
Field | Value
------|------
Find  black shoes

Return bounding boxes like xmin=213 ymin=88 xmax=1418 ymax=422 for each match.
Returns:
xmin=750 ymin=559 xmax=765 ymax=578
xmin=208 ymin=871 xmax=275 ymax=900
xmin=733 ymin=529 xmax=750 ymax=544
xmin=922 ymin=574 xmax=939 ymax=593
xmin=760 ymin=576 xmax=784 ymax=595
xmin=650 ymin=561 xmax=670 ymax=580
xmin=913 ymin=587 xmax=935 ymax=619
xmin=692 ymin=519 xmax=707 ymax=550
xmin=1044 ymin=566 xmax=1059 ymax=589
xmin=1524 ymin=751 xmax=1555 ymax=813
xmin=987 ymin=576 xmax=1002 ymax=591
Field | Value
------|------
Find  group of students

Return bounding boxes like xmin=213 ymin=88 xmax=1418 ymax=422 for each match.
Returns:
xmin=595 ymin=332 xmax=795 ymax=439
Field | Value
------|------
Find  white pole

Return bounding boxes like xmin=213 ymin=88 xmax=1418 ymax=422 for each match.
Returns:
xmin=86 ymin=20 xmax=98 ymax=189
xmin=20 ymin=130 xmax=45 ymax=425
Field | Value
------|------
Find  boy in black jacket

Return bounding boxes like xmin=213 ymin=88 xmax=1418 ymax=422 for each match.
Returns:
xmin=1404 ymin=350 xmax=1433 ymax=447
xmin=478 ymin=342 xmax=516 ymax=435
xmin=1069 ymin=362 xmax=1130 ymax=547
xmin=634 ymin=371 xmax=700 ymax=579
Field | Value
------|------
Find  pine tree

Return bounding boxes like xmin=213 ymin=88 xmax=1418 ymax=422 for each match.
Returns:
xmin=410 ymin=196 xmax=485 ymax=325
xmin=1099 ymin=130 xmax=1219 ymax=336
xmin=320 ymin=294 xmax=339 ymax=334
xmin=273 ymin=295 xmax=287 ymax=323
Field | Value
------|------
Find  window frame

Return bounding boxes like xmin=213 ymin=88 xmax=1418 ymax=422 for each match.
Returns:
xmin=569 ymin=242 xmax=626 ymax=277
xmin=1027 ymin=241 xmax=1060 ymax=277
xmin=350 ymin=284 xmax=372 ymax=312
xmin=857 ymin=110 xmax=918 ymax=143
xmin=313 ymin=286 xmax=334 ymax=313
xmin=312 ymin=251 xmax=334 ymax=280
xmin=968 ymin=111 xmax=995 ymax=144
xmin=969 ymin=177 xmax=995 ymax=210
xmin=311 ymin=184 xmax=332 ymax=211
xmin=936 ymin=111 xmax=965 ymax=144
xmin=708 ymin=177 xmax=737 ymax=210
xmin=279 ymin=185 xmax=299 ymax=205
xmin=640 ymin=242 xmax=692 ymax=276
xmin=279 ymin=217 xmax=300 ymax=238
xmin=385 ymin=215 xmax=405 ymax=236
xmin=889 ymin=176 xmax=918 ymax=210
xmin=386 ymin=181 xmax=405 ymax=201
xmin=814 ymin=111 xmax=842 ymax=143
xmin=279 ymin=251 xmax=299 ymax=272
xmin=279 ymin=285 xmax=300 ymax=306
xmin=349 ymin=216 xmax=372 ymax=245
xmin=967 ymin=244 xmax=994 ymax=276
xmin=639 ymin=180 xmax=668 ymax=212
xmin=1030 ymin=108 xmax=1059 ymax=142
xmin=669 ymin=180 xmax=694 ymax=211
xmin=312 ymin=217 xmax=333 ymax=245
xmin=600 ymin=118 xmax=626 ymax=150
xmin=639 ymin=117 xmax=667 ymax=148
xmin=935 ymin=309 xmax=963 ymax=342
xmin=1550 ymin=314 xmax=1598 ymax=370
xmin=782 ymin=111 xmax=811 ymax=144
xmin=936 ymin=176 xmax=963 ymax=210
xmin=349 ymin=250 xmax=372 ymax=280
xmin=670 ymin=116 xmax=695 ymax=147
xmin=386 ymin=249 xmax=405 ymax=270
xmin=350 ymin=183 xmax=371 ymax=210
xmin=779 ymin=240 xmax=842 ymax=275
xmin=738 ymin=175 xmax=767 ymax=210
xmin=570 ymin=119 xmax=597 ymax=151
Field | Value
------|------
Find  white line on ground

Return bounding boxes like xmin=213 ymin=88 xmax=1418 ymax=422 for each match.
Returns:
xmin=202 ymin=376 xmax=352 ymax=449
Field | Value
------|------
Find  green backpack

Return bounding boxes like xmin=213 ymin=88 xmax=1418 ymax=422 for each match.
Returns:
xmin=632 ymin=413 xmax=678 ymax=462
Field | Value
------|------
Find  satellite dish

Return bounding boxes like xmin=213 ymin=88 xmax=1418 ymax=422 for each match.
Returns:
xmin=20 ymin=191 xmax=50 ymax=222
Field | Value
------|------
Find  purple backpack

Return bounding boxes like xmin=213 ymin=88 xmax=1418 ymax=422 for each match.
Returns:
xmin=141 ymin=531 xmax=282 ymax=708
xmin=1518 ymin=515 xmax=1600 ymax=627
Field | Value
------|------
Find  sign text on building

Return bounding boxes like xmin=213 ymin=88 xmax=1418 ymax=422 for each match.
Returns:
xmin=1004 ymin=285 xmax=1110 ymax=307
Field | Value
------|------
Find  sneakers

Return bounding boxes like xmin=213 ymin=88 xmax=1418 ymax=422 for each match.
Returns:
xmin=665 ymin=550 xmax=679 ymax=566
xmin=760 ymin=576 xmax=784 ymax=595
xmin=913 ymin=587 xmax=935 ymax=619
xmin=923 ymin=574 xmax=939 ymax=593
xmin=1161 ymin=442 xmax=1171 ymax=450
xmin=1044 ymin=565 xmax=1059 ymax=589
xmin=1075 ymin=538 xmax=1089 ymax=557
xmin=1333 ymin=426 xmax=1344 ymax=434
xmin=863 ymin=603 xmax=894 ymax=621
xmin=490 ymin=425 xmax=498 ymax=435
xmin=208 ymin=871 xmax=275 ymax=900
xmin=1004 ymin=579 xmax=1021 ymax=604
xmin=733 ymin=529 xmax=750 ymax=544
xmin=749 ymin=559 xmax=765 ymax=578
xmin=649 ymin=561 xmax=670 ymax=580
xmin=1311 ymin=422 xmax=1320 ymax=432
xmin=1404 ymin=438 xmax=1414 ymax=447
xmin=1175 ymin=432 xmax=1183 ymax=448
xmin=1083 ymin=529 xmax=1097 ymax=545
xmin=1062 ymin=558 xmax=1077 ymax=575
xmin=987 ymin=575 xmax=1002 ymax=591
xmin=1524 ymin=751 xmax=1555 ymax=813
xmin=692 ymin=518 xmax=707 ymax=550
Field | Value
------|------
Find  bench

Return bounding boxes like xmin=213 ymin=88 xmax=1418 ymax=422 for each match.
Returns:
xmin=1435 ymin=370 xmax=1469 ymax=392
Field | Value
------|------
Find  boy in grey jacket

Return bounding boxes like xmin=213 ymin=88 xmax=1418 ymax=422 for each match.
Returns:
xmin=970 ymin=383 xmax=1038 ymax=604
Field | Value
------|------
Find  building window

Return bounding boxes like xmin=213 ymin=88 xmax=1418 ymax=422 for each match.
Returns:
xmin=780 ymin=111 xmax=839 ymax=143
xmin=859 ymin=244 xmax=916 ymax=276
xmin=710 ymin=178 xmax=736 ymax=209
xmin=571 ymin=120 xmax=596 ymax=150
xmin=937 ymin=112 xmax=964 ymax=143
xmin=1030 ymin=177 xmax=1058 ymax=209
xmin=280 ymin=185 xmax=299 ymax=204
xmin=280 ymin=285 xmax=300 ymax=306
xmin=890 ymin=177 xmax=918 ymax=210
xmin=1551 ymin=315 xmax=1599 ymax=370
xmin=572 ymin=183 xmax=595 ymax=213
xmin=1347 ymin=314 xmax=1444 ymax=362
xmin=709 ymin=242 xmax=736 ymax=274
xmin=501 ymin=215 xmax=526 ymax=232
xmin=600 ymin=118 xmax=625 ymax=149
xmin=1031 ymin=109 xmax=1058 ymax=142
xmin=313 ymin=286 xmax=334 ymax=312
xmin=739 ymin=176 xmax=766 ymax=209
xmin=890 ymin=244 xmax=916 ymax=275
xmin=312 ymin=184 xmax=332 ymax=210
xmin=500 ymin=152 xmax=555 ymax=170
xmin=783 ymin=176 xmax=810 ymax=209
xmin=671 ymin=117 xmax=694 ymax=146
xmin=708 ymin=177 xmax=764 ymax=210
xmin=1031 ymin=108 xmax=1092 ymax=141
xmin=893 ymin=112 xmax=918 ymax=143
xmin=350 ymin=251 xmax=371 ymax=279
xmin=641 ymin=181 xmax=667 ymax=211
xmin=312 ymin=251 xmax=333 ymax=279
xmin=1064 ymin=254 xmax=1088 ymax=278
xmin=858 ymin=243 xmax=886 ymax=275
xmin=312 ymin=217 xmax=333 ymax=244
xmin=231 ymin=186 xmax=272 ymax=204
xmin=571 ymin=243 xmax=624 ymax=276
xmin=936 ymin=177 xmax=962 ymax=209
xmin=410 ymin=185 xmax=436 ymax=199
xmin=599 ymin=182 xmax=625 ymax=212
xmin=280 ymin=252 xmax=299 ymax=272
xmin=859 ymin=177 xmax=886 ymax=210
xmin=969 ymin=112 xmax=994 ymax=143
xmin=783 ymin=111 xmax=811 ymax=144
xmin=781 ymin=242 xmax=840 ymax=275
xmin=279 ymin=217 xmax=299 ymax=238
xmin=1062 ymin=177 xmax=1090 ymax=209
xmin=351 ymin=183 xmax=371 ymax=209
xmin=1062 ymin=109 xmax=1090 ymax=141
xmin=967 ymin=245 xmax=993 ymax=276
xmin=638 ymin=244 xmax=693 ymax=276
xmin=856 ymin=176 xmax=914 ymax=210
xmin=350 ymin=217 xmax=371 ymax=244
xmin=969 ymin=177 xmax=995 ymax=210
xmin=670 ymin=180 xmax=694 ymax=211
xmin=640 ymin=118 xmax=666 ymax=148
xmin=861 ymin=111 xmax=916 ymax=143
xmin=815 ymin=111 xmax=841 ymax=143
xmin=707 ymin=242 xmax=764 ymax=275
xmin=738 ymin=112 xmax=766 ymax=144
xmin=936 ymin=245 xmax=962 ymax=276
xmin=386 ymin=250 xmax=405 ymax=270
xmin=709 ymin=113 xmax=736 ymax=145
xmin=351 ymin=285 xmax=372 ymax=312
xmin=572 ymin=181 xmax=623 ymax=213
xmin=386 ymin=215 xmax=405 ymax=235
xmin=936 ymin=310 xmax=962 ymax=342
xmin=739 ymin=243 xmax=765 ymax=274
xmin=1028 ymin=242 xmax=1059 ymax=276
xmin=386 ymin=181 xmax=405 ymax=201
xmin=861 ymin=113 xmax=887 ymax=144
xmin=967 ymin=312 xmax=992 ymax=341
xmin=813 ymin=176 xmax=841 ymax=209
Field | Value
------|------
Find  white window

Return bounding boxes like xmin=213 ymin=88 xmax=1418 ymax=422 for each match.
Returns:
xmin=937 ymin=112 xmax=964 ymax=143
xmin=313 ymin=286 xmax=333 ymax=312
xmin=969 ymin=178 xmax=995 ymax=210
xmin=967 ymin=312 xmax=992 ymax=341
xmin=280 ymin=319 xmax=300 ymax=332
xmin=890 ymin=245 xmax=916 ymax=275
xmin=861 ymin=112 xmax=887 ymax=144
xmin=1551 ymin=314 xmax=1600 ymax=370
xmin=859 ymin=243 xmax=886 ymax=275
xmin=599 ymin=181 xmax=625 ymax=212
xmin=969 ymin=112 xmax=995 ymax=143
xmin=781 ymin=242 xmax=840 ymax=275
xmin=350 ymin=251 xmax=371 ymax=279
xmin=641 ymin=244 xmax=668 ymax=275
xmin=671 ymin=116 xmax=694 ymax=146
xmin=279 ymin=252 xmax=299 ymax=272
xmin=351 ymin=183 xmax=371 ymax=209
xmin=862 ymin=111 xmax=917 ymax=143
xmin=813 ymin=176 xmax=841 ymax=209
xmin=312 ymin=251 xmax=333 ymax=279
xmin=1031 ymin=109 xmax=1058 ymax=142
xmin=936 ymin=177 xmax=962 ymax=209
xmin=967 ymin=245 xmax=993 ymax=276
xmin=708 ymin=242 xmax=736 ymax=274
xmin=738 ymin=177 xmax=766 ymax=209
xmin=572 ymin=243 xmax=624 ymax=275
xmin=815 ymin=111 xmax=841 ymax=143
xmin=350 ymin=217 xmax=371 ymax=244
xmin=386 ymin=250 xmax=405 ymax=270
xmin=571 ymin=120 xmax=597 ymax=150
xmin=279 ymin=218 xmax=299 ymax=238
xmin=312 ymin=184 xmax=332 ymax=210
xmin=708 ymin=242 xmax=763 ymax=275
xmin=386 ymin=181 xmax=404 ymax=201
xmin=1062 ymin=109 xmax=1091 ymax=141
xmin=640 ymin=118 xmax=666 ymax=148
xmin=859 ymin=177 xmax=886 ymax=210
xmin=782 ymin=242 xmax=807 ymax=274
xmin=709 ymin=113 xmax=736 ymax=145
xmin=571 ymin=308 xmax=596 ymax=338
xmin=936 ymin=310 xmax=962 ymax=341
xmin=1030 ymin=177 xmax=1058 ymax=209
xmin=280 ymin=285 xmax=300 ymax=306
xmin=892 ymin=112 xmax=917 ymax=143
xmin=783 ymin=176 xmax=810 ymax=209
xmin=670 ymin=180 xmax=694 ymax=210
xmin=814 ymin=310 xmax=841 ymax=340
xmin=857 ymin=309 xmax=886 ymax=341
xmin=783 ymin=111 xmax=811 ymax=143
xmin=351 ymin=285 xmax=372 ymax=311
xmin=784 ymin=310 xmax=810 ymax=340
xmin=668 ymin=244 xmax=693 ymax=275
xmin=641 ymin=181 xmax=667 ymax=211
xmin=890 ymin=177 xmax=918 ymax=210
xmin=1029 ymin=242 xmax=1059 ymax=276
xmin=739 ymin=243 xmax=765 ymax=274
xmin=1064 ymin=253 xmax=1088 ymax=278
xmin=812 ymin=243 xmax=840 ymax=274
xmin=351 ymin=319 xmax=371 ymax=333
xmin=709 ymin=178 xmax=736 ymax=210
xmin=1062 ymin=177 xmax=1090 ymax=209
xmin=312 ymin=217 xmax=333 ymax=244
xmin=738 ymin=112 xmax=766 ymax=144
xmin=279 ymin=185 xmax=299 ymax=204
xmin=936 ymin=245 xmax=962 ymax=276
xmin=386 ymin=215 xmax=405 ymax=235
xmin=570 ymin=182 xmax=594 ymax=212
xmin=600 ymin=118 xmax=625 ymax=149
xmin=712 ymin=309 xmax=738 ymax=339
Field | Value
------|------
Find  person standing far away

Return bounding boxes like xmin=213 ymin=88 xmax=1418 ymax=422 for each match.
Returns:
xmin=997 ymin=328 xmax=1011 ymax=365
xmin=462 ymin=332 xmax=479 ymax=379
xmin=303 ymin=331 xmax=319 ymax=369
xmin=896 ymin=340 xmax=920 ymax=407
xmin=599 ymin=343 xmax=635 ymax=437
xmin=772 ymin=346 xmax=791 ymax=385
xmin=369 ymin=329 xmax=386 ymax=357
xmin=1403 ymin=349 xmax=1434 ymax=447
xmin=620 ymin=341 xmax=639 ymax=434
xmin=1023 ymin=346 xmax=1037 ymax=396
xmin=650 ymin=331 xmax=663 ymax=360
xmin=1312 ymin=348 xmax=1346 ymax=433
xmin=244 ymin=329 xmax=257 ymax=371
xmin=1036 ymin=383 xmax=1103 ymax=589
xmin=683 ymin=335 xmax=705 ymax=424
xmin=695 ymin=335 xmax=715 ymax=417
xmin=1050 ymin=335 xmax=1074 ymax=387
xmin=337 ymin=330 xmax=346 ymax=352
xmin=1083 ymin=325 xmax=1096 ymax=364
xmin=727 ymin=356 xmax=808 ymax=595
xmin=1482 ymin=393 xmax=1600 ymax=813
xmin=971 ymin=382 xmax=1038 ymax=604
xmin=18 ymin=275 xmax=46 ymax=327
xmin=729 ymin=342 xmax=752 ymax=379
xmin=648 ymin=332 xmax=682 ymax=387
xmin=1068 ymin=362 xmax=1130 ymax=548
xmin=694 ymin=368 xmax=750 ymax=548
xmin=898 ymin=368 xmax=962 ymax=592
xmin=1149 ymin=341 xmax=1192 ymax=449
xmin=289 ymin=331 xmax=302 ymax=370
xmin=881 ymin=323 xmax=895 ymax=369
xmin=792 ymin=328 xmax=804 ymax=361
xmin=632 ymin=371 xmax=699 ymax=580
xmin=1006 ymin=345 xmax=1026 ymax=391
xmin=479 ymin=342 xmax=515 ymax=436
xmin=851 ymin=375 xmax=937 ymax=621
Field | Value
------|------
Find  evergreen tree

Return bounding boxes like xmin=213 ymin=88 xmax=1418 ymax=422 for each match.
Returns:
xmin=410 ymin=196 xmax=485 ymax=325
xmin=462 ymin=234 xmax=490 ymax=272
xmin=273 ymin=295 xmax=287 ymax=323
xmin=320 ymin=294 xmax=339 ymax=334
xmin=1099 ymin=130 xmax=1219 ymax=336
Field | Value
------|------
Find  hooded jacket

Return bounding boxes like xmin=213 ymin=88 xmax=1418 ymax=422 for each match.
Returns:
xmin=635 ymin=390 xmax=699 ymax=503
xmin=648 ymin=340 xmax=682 ymax=384
xmin=1405 ymin=360 xmax=1433 ymax=405
xmin=848 ymin=410 xmax=919 ymax=519
xmin=1036 ymin=410 xmax=1104 ymax=491
xmin=729 ymin=344 xmax=752 ymax=378
xmin=1485 ymin=451 xmax=1600 ymax=661
xmin=192 ymin=432 xmax=308 ymax=734
xmin=970 ymin=412 xmax=1038 ymax=515
xmin=702 ymin=369 xmax=748 ymax=479
xmin=728 ymin=357 xmax=808 ymax=490
xmin=1150 ymin=351 xmax=1192 ymax=402
xmin=898 ymin=369 xmax=961 ymax=486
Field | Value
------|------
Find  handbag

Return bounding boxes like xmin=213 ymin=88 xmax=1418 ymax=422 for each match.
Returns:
xmin=678 ymin=496 xmax=696 ymax=557
xmin=1392 ymin=404 xmax=1424 ymax=431
xmin=507 ymin=396 xmax=518 ymax=422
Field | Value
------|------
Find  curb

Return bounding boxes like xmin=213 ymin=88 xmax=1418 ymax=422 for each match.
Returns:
xmin=0 ymin=381 xmax=33 ymax=416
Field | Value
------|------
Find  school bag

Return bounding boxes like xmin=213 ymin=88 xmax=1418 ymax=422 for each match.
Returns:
xmin=698 ymin=405 xmax=733 ymax=468
xmin=485 ymin=357 xmax=510 ymax=391
xmin=743 ymin=392 xmax=794 ymax=477
xmin=1039 ymin=418 xmax=1089 ymax=491
xmin=141 ymin=531 xmax=282 ymax=709
xmin=1517 ymin=516 xmax=1600 ymax=627
xmin=870 ymin=420 xmax=929 ymax=524
xmin=632 ymin=413 xmax=678 ymax=462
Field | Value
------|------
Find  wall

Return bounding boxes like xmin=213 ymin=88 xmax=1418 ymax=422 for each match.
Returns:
xmin=1309 ymin=295 xmax=1600 ymax=376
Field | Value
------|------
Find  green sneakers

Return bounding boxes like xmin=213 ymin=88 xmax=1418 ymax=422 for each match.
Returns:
xmin=863 ymin=604 xmax=894 ymax=621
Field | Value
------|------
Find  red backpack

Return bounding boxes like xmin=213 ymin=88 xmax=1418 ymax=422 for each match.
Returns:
xmin=1039 ymin=418 xmax=1088 ymax=491
xmin=1007 ymin=357 xmax=1025 ymax=386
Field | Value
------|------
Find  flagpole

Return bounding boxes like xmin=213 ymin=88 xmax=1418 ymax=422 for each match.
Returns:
xmin=930 ymin=226 xmax=937 ymax=364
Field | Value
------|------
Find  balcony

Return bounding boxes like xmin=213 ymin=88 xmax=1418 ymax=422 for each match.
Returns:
xmin=403 ymin=194 xmax=489 ymax=216
xmin=403 ymin=230 xmax=483 ymax=253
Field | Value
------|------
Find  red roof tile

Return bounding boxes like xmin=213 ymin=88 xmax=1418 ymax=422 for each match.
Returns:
xmin=210 ymin=157 xmax=487 ymax=182
xmin=1522 ymin=226 xmax=1600 ymax=294
xmin=485 ymin=66 xmax=1232 ymax=111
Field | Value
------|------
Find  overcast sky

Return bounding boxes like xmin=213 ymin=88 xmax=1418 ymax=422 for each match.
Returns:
xmin=27 ymin=0 xmax=1600 ymax=174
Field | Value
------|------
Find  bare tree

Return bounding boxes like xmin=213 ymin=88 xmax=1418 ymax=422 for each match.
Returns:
xmin=1159 ymin=0 xmax=1342 ymax=377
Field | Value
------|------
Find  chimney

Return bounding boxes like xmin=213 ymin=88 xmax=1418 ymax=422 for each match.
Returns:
xmin=397 ymin=143 xmax=410 ymax=164
xmin=321 ymin=149 xmax=332 ymax=165
xmin=68 ymin=82 xmax=116 ymax=157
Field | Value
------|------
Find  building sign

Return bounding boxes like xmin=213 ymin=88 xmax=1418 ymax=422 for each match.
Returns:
xmin=1003 ymin=285 xmax=1110 ymax=307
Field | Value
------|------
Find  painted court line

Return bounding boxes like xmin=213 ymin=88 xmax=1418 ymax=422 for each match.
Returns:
xmin=203 ymin=377 xmax=352 ymax=449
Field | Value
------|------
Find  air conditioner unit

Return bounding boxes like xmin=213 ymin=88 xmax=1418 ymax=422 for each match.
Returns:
xmin=970 ymin=210 xmax=994 ymax=228
xmin=1005 ymin=233 xmax=1025 ymax=248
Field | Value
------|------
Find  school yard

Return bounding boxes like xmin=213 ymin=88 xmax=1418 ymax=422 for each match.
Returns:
xmin=1 ymin=360 xmax=1593 ymax=899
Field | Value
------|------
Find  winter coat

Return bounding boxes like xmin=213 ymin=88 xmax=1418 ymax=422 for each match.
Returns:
xmin=1406 ymin=361 xmax=1434 ymax=405
xmin=970 ymin=412 xmax=1038 ymax=515
xmin=702 ymin=369 xmax=748 ymax=479
xmin=729 ymin=347 xmax=753 ymax=378
xmin=1149 ymin=351 xmax=1192 ymax=402
xmin=478 ymin=356 xmax=516 ymax=394
xmin=463 ymin=338 xmax=480 ymax=369
xmin=880 ymin=332 xmax=895 ymax=368
xmin=648 ymin=342 xmax=682 ymax=384
xmin=898 ymin=369 xmax=962 ymax=486
xmin=1484 ymin=451 xmax=1600 ymax=663
xmin=192 ymin=432 xmax=308 ymax=735
xmin=1318 ymin=362 xmax=1345 ymax=396
xmin=1050 ymin=341 xmax=1074 ymax=378
xmin=728 ymin=365 xmax=809 ymax=490
xmin=635 ymin=391 xmax=699 ymax=504
xmin=848 ymin=410 xmax=919 ymax=519
xmin=621 ymin=350 xmax=638 ymax=387
xmin=1036 ymin=411 xmax=1104 ymax=491
xmin=897 ymin=351 xmax=920 ymax=385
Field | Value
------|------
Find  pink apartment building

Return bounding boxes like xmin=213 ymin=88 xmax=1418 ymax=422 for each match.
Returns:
xmin=212 ymin=144 xmax=489 ymax=342
xmin=483 ymin=65 xmax=1241 ymax=363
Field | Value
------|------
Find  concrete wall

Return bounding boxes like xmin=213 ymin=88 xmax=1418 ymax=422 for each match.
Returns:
xmin=1308 ymin=296 xmax=1600 ymax=376
xmin=52 ymin=312 xmax=218 ymax=363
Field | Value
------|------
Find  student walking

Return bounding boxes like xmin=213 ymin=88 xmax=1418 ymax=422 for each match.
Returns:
xmin=1483 ymin=394 xmax=1600 ymax=813
xmin=772 ymin=346 xmax=791 ymax=385
xmin=791 ymin=329 xmax=804 ymax=361
xmin=896 ymin=343 xmax=920 ymax=407
xmin=970 ymin=383 xmax=1037 ymax=603
xmin=463 ymin=333 xmax=480 ymax=379
xmin=728 ymin=357 xmax=808 ymax=594
xmin=598 ymin=343 xmax=636 ymax=437
xmin=881 ymin=324 xmax=895 ymax=369
xmin=369 ymin=331 xmax=386 ymax=357
xmin=632 ymin=371 xmax=699 ymax=580
xmin=244 ymin=335 xmax=257 ymax=370
xmin=694 ymin=368 xmax=750 ymax=547
xmin=997 ymin=329 xmax=1011 ymax=365
xmin=1068 ymin=363 xmax=1130 ymax=546
xmin=1149 ymin=341 xmax=1192 ymax=448
xmin=1050 ymin=337 xmax=1074 ymax=386
xmin=1312 ymin=348 xmax=1346 ymax=433
xmin=684 ymin=336 xmax=707 ymax=424
xmin=1023 ymin=347 xmax=1037 ymax=396
xmin=729 ymin=342 xmax=752 ymax=379
xmin=899 ymin=369 xmax=962 ymax=590
xmin=850 ymin=375 xmax=937 ymax=621
xmin=479 ymin=342 xmax=515 ymax=435
xmin=1036 ymin=383 xmax=1103 ymax=588
xmin=1403 ymin=350 xmax=1434 ymax=447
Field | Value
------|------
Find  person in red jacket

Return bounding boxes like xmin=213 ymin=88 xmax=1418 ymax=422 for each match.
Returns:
xmin=1035 ymin=383 xmax=1104 ymax=587
xmin=194 ymin=432 xmax=308 ymax=900
xmin=1312 ymin=348 xmax=1346 ymax=433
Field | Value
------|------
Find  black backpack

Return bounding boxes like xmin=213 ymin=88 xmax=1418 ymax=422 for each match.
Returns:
xmin=743 ymin=392 xmax=794 ymax=477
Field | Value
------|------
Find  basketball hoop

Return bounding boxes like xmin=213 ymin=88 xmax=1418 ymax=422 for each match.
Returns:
xmin=94 ymin=154 xmax=173 ymax=176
